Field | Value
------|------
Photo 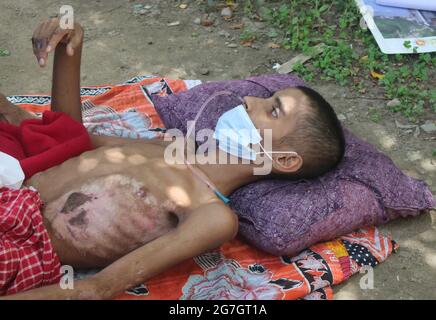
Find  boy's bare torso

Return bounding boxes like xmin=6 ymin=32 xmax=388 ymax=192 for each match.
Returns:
xmin=0 ymin=18 xmax=241 ymax=299
xmin=25 ymin=139 xmax=217 ymax=268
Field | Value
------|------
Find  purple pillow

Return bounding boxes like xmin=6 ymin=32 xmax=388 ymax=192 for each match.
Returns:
xmin=152 ymin=74 xmax=435 ymax=255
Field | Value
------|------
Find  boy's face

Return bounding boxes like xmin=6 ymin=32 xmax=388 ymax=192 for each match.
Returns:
xmin=243 ymin=88 xmax=307 ymax=145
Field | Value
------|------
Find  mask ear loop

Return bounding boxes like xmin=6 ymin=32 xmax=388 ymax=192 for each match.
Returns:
xmin=256 ymin=143 xmax=299 ymax=165
xmin=257 ymin=143 xmax=273 ymax=161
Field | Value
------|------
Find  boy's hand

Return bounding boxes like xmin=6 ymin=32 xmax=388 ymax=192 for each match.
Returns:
xmin=32 ymin=17 xmax=83 ymax=67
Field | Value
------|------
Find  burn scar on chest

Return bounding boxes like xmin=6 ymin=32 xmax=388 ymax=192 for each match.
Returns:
xmin=68 ymin=209 xmax=88 ymax=226
xmin=47 ymin=174 xmax=186 ymax=259
xmin=61 ymin=192 xmax=93 ymax=214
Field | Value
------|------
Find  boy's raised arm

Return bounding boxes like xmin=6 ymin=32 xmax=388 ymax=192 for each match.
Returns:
xmin=32 ymin=18 xmax=84 ymax=123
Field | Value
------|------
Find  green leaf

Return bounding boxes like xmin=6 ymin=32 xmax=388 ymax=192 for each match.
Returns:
xmin=319 ymin=4 xmax=329 ymax=13
xmin=0 ymin=49 xmax=10 ymax=57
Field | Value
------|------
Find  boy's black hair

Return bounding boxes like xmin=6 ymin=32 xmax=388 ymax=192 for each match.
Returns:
xmin=279 ymin=86 xmax=345 ymax=179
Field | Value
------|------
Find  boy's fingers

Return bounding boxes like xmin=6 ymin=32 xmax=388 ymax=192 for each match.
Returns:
xmin=31 ymin=19 xmax=81 ymax=66
xmin=31 ymin=20 xmax=59 ymax=67
xmin=66 ymin=43 xmax=74 ymax=56
xmin=66 ymin=29 xmax=83 ymax=56
xmin=32 ymin=37 xmax=49 ymax=67
xmin=46 ymin=28 xmax=68 ymax=53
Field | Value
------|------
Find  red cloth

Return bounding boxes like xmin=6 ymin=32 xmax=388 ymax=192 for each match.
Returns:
xmin=0 ymin=187 xmax=61 ymax=296
xmin=0 ymin=111 xmax=93 ymax=179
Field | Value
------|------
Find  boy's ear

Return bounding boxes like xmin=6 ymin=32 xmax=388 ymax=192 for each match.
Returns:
xmin=272 ymin=153 xmax=303 ymax=173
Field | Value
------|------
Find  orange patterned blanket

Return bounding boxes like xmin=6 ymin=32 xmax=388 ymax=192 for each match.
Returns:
xmin=9 ymin=75 xmax=398 ymax=300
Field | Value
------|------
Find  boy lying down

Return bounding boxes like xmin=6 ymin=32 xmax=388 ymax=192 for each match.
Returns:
xmin=0 ymin=18 xmax=345 ymax=299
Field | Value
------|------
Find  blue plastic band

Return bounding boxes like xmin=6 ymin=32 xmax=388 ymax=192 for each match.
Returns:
xmin=214 ymin=190 xmax=231 ymax=204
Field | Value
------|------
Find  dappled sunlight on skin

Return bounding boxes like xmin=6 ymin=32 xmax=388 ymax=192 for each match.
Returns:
xmin=78 ymin=157 xmax=99 ymax=173
xmin=166 ymin=185 xmax=192 ymax=208
xmin=154 ymin=161 xmax=188 ymax=171
xmin=154 ymin=161 xmax=169 ymax=168
xmin=104 ymin=147 xmax=126 ymax=163
xmin=127 ymin=154 xmax=147 ymax=165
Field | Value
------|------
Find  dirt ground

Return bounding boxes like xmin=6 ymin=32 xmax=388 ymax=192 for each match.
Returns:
xmin=0 ymin=0 xmax=435 ymax=299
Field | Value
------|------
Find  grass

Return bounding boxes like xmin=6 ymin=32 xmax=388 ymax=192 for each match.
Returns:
xmin=243 ymin=0 xmax=435 ymax=122
xmin=368 ymin=107 xmax=382 ymax=123
xmin=240 ymin=28 xmax=257 ymax=42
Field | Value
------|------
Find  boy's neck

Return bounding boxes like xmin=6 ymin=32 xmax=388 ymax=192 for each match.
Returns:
xmin=192 ymin=151 xmax=267 ymax=197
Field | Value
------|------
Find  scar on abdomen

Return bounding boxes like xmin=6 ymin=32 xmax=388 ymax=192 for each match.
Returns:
xmin=68 ymin=209 xmax=88 ymax=226
xmin=61 ymin=192 xmax=92 ymax=214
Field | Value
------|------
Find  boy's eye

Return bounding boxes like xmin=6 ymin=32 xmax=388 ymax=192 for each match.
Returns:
xmin=272 ymin=106 xmax=280 ymax=118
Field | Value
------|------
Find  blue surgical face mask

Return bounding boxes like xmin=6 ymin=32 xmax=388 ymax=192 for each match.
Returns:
xmin=213 ymin=104 xmax=298 ymax=162
xmin=213 ymin=104 xmax=261 ymax=160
